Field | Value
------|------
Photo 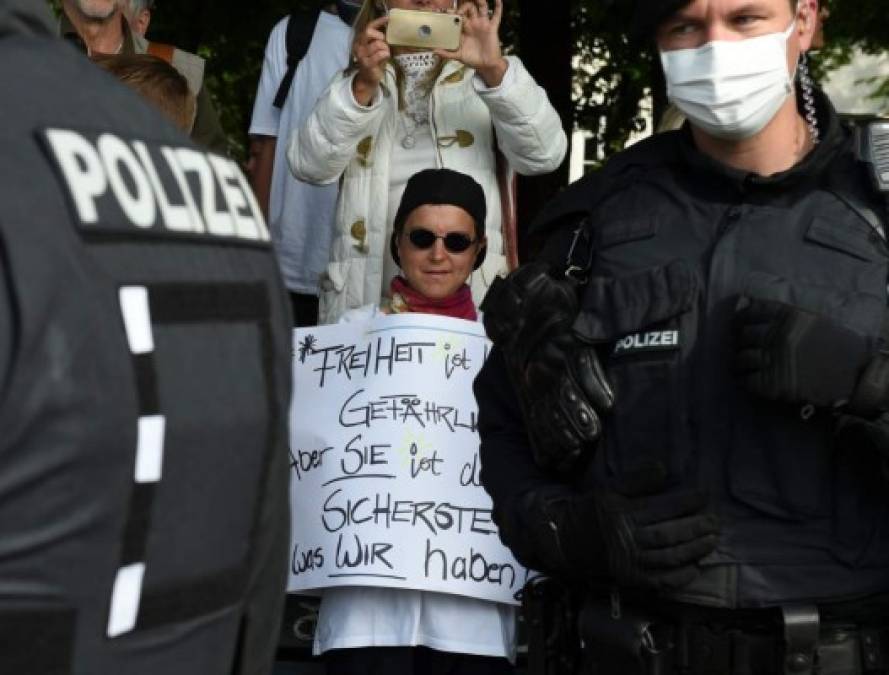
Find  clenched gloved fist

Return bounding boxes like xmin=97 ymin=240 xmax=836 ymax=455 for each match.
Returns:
xmin=522 ymin=463 xmax=720 ymax=591
xmin=734 ymin=297 xmax=885 ymax=412
xmin=481 ymin=261 xmax=614 ymax=473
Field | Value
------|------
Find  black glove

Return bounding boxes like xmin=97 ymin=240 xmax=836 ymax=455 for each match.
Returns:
xmin=521 ymin=464 xmax=719 ymax=591
xmin=481 ymin=261 xmax=614 ymax=473
xmin=835 ymin=412 xmax=889 ymax=475
xmin=734 ymin=298 xmax=883 ymax=411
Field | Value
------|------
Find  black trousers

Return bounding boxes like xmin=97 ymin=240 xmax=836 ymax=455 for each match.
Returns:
xmin=289 ymin=292 xmax=319 ymax=328
xmin=578 ymin=620 xmax=889 ymax=675
xmin=323 ymin=646 xmax=514 ymax=675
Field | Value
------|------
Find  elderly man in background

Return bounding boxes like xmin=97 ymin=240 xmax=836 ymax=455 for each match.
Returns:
xmin=119 ymin=0 xmax=152 ymax=36
xmin=59 ymin=0 xmax=228 ymax=155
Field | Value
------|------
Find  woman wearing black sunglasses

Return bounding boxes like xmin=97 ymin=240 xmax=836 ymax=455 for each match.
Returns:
xmin=315 ymin=169 xmax=515 ymax=675
xmin=386 ymin=178 xmax=486 ymax=318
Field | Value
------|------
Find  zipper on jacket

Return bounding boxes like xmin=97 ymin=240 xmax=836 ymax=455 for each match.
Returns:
xmin=691 ymin=202 xmax=743 ymax=473
xmin=429 ymin=83 xmax=444 ymax=168
xmin=703 ymin=204 xmax=744 ymax=330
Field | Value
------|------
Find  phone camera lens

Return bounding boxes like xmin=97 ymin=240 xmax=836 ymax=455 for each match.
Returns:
xmin=419 ymin=24 xmax=432 ymax=37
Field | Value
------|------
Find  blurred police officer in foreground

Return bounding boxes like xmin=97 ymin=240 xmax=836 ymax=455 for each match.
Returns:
xmin=0 ymin=2 xmax=291 ymax=674
xmin=476 ymin=0 xmax=889 ymax=673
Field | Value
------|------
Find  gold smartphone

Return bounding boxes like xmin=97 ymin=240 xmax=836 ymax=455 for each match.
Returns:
xmin=386 ymin=9 xmax=463 ymax=51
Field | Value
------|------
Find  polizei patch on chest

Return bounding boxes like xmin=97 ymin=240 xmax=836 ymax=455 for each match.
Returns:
xmin=612 ymin=330 xmax=680 ymax=356
xmin=40 ymin=127 xmax=270 ymax=246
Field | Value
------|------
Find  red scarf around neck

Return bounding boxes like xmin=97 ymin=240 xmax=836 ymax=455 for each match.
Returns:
xmin=389 ymin=276 xmax=477 ymax=321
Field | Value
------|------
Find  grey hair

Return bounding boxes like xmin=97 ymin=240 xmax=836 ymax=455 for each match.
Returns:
xmin=119 ymin=0 xmax=155 ymax=15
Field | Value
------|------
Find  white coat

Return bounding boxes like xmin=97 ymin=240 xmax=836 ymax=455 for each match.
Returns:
xmin=288 ymin=55 xmax=567 ymax=324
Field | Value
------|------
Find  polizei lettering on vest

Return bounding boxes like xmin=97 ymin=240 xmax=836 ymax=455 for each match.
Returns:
xmin=42 ymin=128 xmax=269 ymax=244
xmin=613 ymin=330 xmax=680 ymax=355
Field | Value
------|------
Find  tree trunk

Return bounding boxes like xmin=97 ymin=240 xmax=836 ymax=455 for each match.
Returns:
xmin=514 ymin=0 xmax=574 ymax=262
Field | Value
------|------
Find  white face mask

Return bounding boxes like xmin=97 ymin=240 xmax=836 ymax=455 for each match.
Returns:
xmin=660 ymin=18 xmax=798 ymax=140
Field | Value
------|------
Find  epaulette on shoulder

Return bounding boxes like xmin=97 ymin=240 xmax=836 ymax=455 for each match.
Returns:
xmin=530 ymin=131 xmax=682 ymax=235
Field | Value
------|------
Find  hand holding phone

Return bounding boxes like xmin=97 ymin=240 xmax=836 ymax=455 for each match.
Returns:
xmin=351 ymin=15 xmax=391 ymax=105
xmin=441 ymin=0 xmax=507 ymax=88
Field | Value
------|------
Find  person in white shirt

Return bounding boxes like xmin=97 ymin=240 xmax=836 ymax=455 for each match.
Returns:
xmin=249 ymin=4 xmax=355 ymax=326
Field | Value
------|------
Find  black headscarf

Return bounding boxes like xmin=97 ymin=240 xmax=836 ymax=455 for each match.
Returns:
xmin=390 ymin=168 xmax=488 ymax=271
xmin=393 ymin=168 xmax=486 ymax=239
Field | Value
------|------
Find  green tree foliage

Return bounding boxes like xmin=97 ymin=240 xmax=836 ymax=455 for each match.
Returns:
xmin=573 ymin=0 xmax=653 ymax=159
xmin=823 ymin=0 xmax=889 ymax=54
xmin=811 ymin=0 xmax=889 ymax=104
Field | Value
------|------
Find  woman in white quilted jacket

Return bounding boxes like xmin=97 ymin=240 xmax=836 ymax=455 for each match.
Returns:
xmin=288 ymin=0 xmax=567 ymax=324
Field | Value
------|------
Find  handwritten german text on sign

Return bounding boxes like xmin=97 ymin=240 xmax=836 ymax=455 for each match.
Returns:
xmin=289 ymin=313 xmax=527 ymax=605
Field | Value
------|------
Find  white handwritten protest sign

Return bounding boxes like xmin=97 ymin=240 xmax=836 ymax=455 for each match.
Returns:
xmin=289 ymin=313 xmax=528 ymax=605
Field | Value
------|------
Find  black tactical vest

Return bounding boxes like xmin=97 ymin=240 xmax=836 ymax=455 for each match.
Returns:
xmin=0 ymin=28 xmax=291 ymax=675
xmin=548 ymin=104 xmax=889 ymax=609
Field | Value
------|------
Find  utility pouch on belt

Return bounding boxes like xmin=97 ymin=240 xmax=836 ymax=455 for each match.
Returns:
xmin=578 ymin=599 xmax=670 ymax=675
xmin=523 ymin=577 xmax=581 ymax=675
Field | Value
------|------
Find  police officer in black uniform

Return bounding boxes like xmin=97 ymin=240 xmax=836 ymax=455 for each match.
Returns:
xmin=0 ymin=2 xmax=291 ymax=674
xmin=476 ymin=0 xmax=889 ymax=673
